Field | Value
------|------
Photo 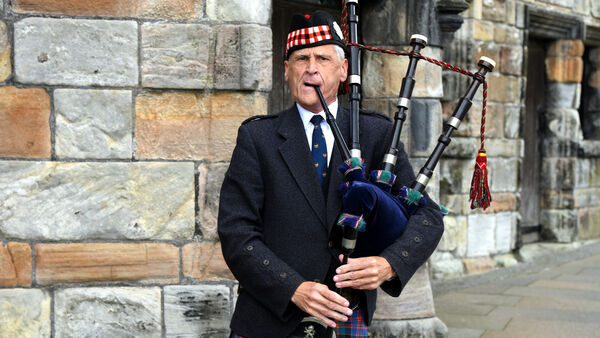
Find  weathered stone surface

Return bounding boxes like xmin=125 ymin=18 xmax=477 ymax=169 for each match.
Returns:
xmin=576 ymin=158 xmax=590 ymax=188
xmin=499 ymin=45 xmax=523 ymax=75
xmin=182 ymin=242 xmax=234 ymax=281
xmin=0 ymin=289 xmax=51 ymax=338
xmin=489 ymin=158 xmax=518 ymax=192
xmin=142 ymin=23 xmax=211 ymax=89
xmin=593 ymin=0 xmax=600 ymax=18
xmin=541 ymin=0 xmax=575 ymax=8
xmin=496 ymin=212 xmax=516 ymax=253
xmin=199 ymin=163 xmax=229 ymax=240
xmin=14 ymin=18 xmax=138 ymax=86
xmin=36 ymin=243 xmax=179 ymax=285
xmin=361 ymin=0 xmax=408 ymax=45
xmin=442 ymin=100 xmax=504 ymax=138
xmin=0 ymin=21 xmax=10 ymax=81
xmin=540 ymin=209 xmax=577 ymax=242
xmin=578 ymin=207 xmax=600 ymax=240
xmin=493 ymin=253 xmax=519 ymax=268
xmin=55 ymin=89 xmax=132 ymax=159
xmin=436 ymin=216 xmax=467 ymax=255
xmin=0 ymin=87 xmax=50 ymax=158
xmin=444 ymin=137 xmax=479 ymax=158
xmin=542 ymin=189 xmax=575 ymax=209
xmin=363 ymin=46 xmax=443 ymax=99
xmin=13 ymin=0 xmax=204 ymax=20
xmin=546 ymin=56 xmax=583 ymax=83
xmin=578 ymin=140 xmax=600 ymax=157
xmin=574 ymin=188 xmax=600 ymax=208
xmin=474 ymin=19 xmax=494 ymax=41
xmin=0 ymin=161 xmax=194 ymax=240
xmin=440 ymin=159 xmax=473 ymax=194
xmin=206 ymin=0 xmax=270 ymax=24
xmin=375 ymin=264 xmax=435 ymax=320
xmin=487 ymin=139 xmax=521 ymax=158
xmin=431 ymin=252 xmax=464 ymax=279
xmin=440 ymin=193 xmax=471 ymax=215
xmin=482 ymin=0 xmax=506 ymax=22
xmin=410 ymin=99 xmax=442 ymax=157
xmin=136 ymin=91 xmax=267 ymax=160
xmin=214 ymin=24 xmax=272 ymax=90
xmin=463 ymin=256 xmax=494 ymax=275
xmin=369 ymin=317 xmax=448 ymax=338
xmin=541 ymin=157 xmax=576 ymax=190
xmin=547 ymin=39 xmax=585 ymax=57
xmin=164 ymin=285 xmax=231 ymax=337
xmin=541 ymin=138 xmax=579 ymax=157
xmin=467 ymin=213 xmax=496 ymax=257
xmin=545 ymin=83 xmax=581 ymax=109
xmin=544 ymin=108 xmax=583 ymax=140
xmin=54 ymin=287 xmax=161 ymax=338
xmin=475 ymin=42 xmax=500 ymax=68
xmin=0 ymin=242 xmax=31 ymax=286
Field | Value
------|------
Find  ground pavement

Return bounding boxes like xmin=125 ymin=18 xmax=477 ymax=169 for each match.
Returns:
xmin=432 ymin=241 xmax=600 ymax=338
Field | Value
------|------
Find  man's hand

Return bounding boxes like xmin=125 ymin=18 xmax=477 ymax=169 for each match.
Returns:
xmin=291 ymin=281 xmax=353 ymax=328
xmin=333 ymin=255 xmax=397 ymax=290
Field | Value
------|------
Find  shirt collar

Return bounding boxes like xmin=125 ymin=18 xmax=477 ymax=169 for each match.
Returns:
xmin=297 ymin=100 xmax=338 ymax=128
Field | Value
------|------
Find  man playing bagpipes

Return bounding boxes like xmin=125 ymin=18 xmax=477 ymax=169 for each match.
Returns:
xmin=218 ymin=10 xmax=444 ymax=338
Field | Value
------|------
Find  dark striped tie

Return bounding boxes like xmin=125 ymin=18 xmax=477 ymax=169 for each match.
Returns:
xmin=310 ymin=115 xmax=328 ymax=186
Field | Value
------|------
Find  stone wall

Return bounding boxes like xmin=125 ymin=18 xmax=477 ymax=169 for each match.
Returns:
xmin=431 ymin=0 xmax=600 ymax=280
xmin=0 ymin=0 xmax=272 ymax=336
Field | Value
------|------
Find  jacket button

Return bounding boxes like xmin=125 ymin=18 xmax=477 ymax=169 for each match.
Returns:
xmin=414 ymin=237 xmax=421 ymax=243
xmin=401 ymin=251 xmax=409 ymax=257
xmin=422 ymin=219 xmax=429 ymax=226
xmin=263 ymin=259 xmax=270 ymax=265
xmin=246 ymin=245 xmax=253 ymax=251
xmin=328 ymin=241 xmax=334 ymax=248
xmin=280 ymin=272 xmax=287 ymax=278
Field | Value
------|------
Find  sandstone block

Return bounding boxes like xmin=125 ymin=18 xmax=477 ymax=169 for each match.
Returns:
xmin=440 ymin=193 xmax=471 ymax=215
xmin=444 ymin=137 xmax=479 ymax=158
xmin=543 ymin=108 xmax=583 ymax=140
xmin=436 ymin=215 xmax=467 ymax=255
xmin=182 ymin=242 xmax=234 ymax=281
xmin=14 ymin=18 xmax=138 ymax=86
xmin=541 ymin=138 xmax=579 ymax=157
xmin=576 ymin=158 xmax=590 ymax=188
xmin=0 ymin=86 xmax=50 ymax=158
xmin=482 ymin=0 xmax=506 ymax=22
xmin=546 ymin=56 xmax=583 ymax=83
xmin=475 ymin=42 xmax=500 ymax=67
xmin=54 ymin=287 xmax=161 ymax=338
xmin=136 ymin=91 xmax=267 ymax=161
xmin=504 ymin=105 xmax=521 ymax=138
xmin=13 ymin=0 xmax=204 ymax=20
xmin=35 ymin=243 xmax=179 ymax=285
xmin=363 ymin=47 xmax=443 ymax=99
xmin=198 ymin=163 xmax=229 ymax=240
xmin=0 ymin=242 xmax=31 ymax=286
xmin=495 ymin=212 xmax=516 ymax=253
xmin=578 ymin=140 xmax=600 ymax=157
xmin=0 ymin=289 xmax=51 ymax=338
xmin=214 ymin=24 xmax=272 ymax=90
xmin=164 ymin=285 xmax=231 ymax=337
xmin=473 ymin=20 xmax=494 ymax=41
xmin=0 ymin=161 xmax=195 ymax=240
xmin=485 ymin=192 xmax=517 ymax=212
xmin=0 ymin=21 xmax=10 ymax=81
xmin=142 ymin=23 xmax=211 ymax=89
xmin=578 ymin=207 xmax=600 ymax=240
xmin=489 ymin=158 xmax=518 ymax=192
xmin=547 ymin=39 xmax=584 ymax=57
xmin=540 ymin=209 xmax=577 ymax=242
xmin=487 ymin=73 xmax=521 ymax=102
xmin=540 ymin=0 xmax=575 ymax=8
xmin=440 ymin=159 xmax=473 ymax=194
xmin=594 ymin=0 xmax=600 ymax=18
xmin=467 ymin=213 xmax=496 ymax=257
xmin=361 ymin=0 xmax=408 ymax=45
xmin=206 ymin=0 xmax=271 ymax=24
xmin=463 ymin=256 xmax=494 ymax=275
xmin=500 ymin=45 xmax=523 ymax=75
xmin=55 ymin=89 xmax=132 ymax=159
xmin=487 ymin=138 xmax=521 ymax=158
xmin=431 ymin=255 xmax=464 ymax=279
xmin=541 ymin=189 xmax=575 ymax=209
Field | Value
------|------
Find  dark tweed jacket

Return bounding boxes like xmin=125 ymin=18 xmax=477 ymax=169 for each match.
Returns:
xmin=218 ymin=104 xmax=444 ymax=338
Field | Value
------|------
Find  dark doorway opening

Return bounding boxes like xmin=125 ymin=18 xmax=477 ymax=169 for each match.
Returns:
xmin=519 ymin=38 xmax=546 ymax=245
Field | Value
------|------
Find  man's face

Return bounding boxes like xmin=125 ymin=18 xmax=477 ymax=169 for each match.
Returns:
xmin=284 ymin=44 xmax=348 ymax=113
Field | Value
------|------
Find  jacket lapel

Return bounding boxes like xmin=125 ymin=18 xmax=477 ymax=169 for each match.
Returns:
xmin=278 ymin=105 xmax=327 ymax=228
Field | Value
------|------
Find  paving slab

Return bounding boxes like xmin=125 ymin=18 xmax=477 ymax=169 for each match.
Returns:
xmin=515 ymin=296 xmax=600 ymax=312
xmin=481 ymin=318 xmax=600 ymax=338
xmin=434 ymin=301 xmax=496 ymax=316
xmin=435 ymin=292 xmax=521 ymax=306
xmin=529 ymin=279 xmax=600 ymax=291
xmin=488 ymin=305 xmax=600 ymax=323
xmin=437 ymin=312 xmax=511 ymax=331
xmin=503 ymin=285 xmax=600 ymax=302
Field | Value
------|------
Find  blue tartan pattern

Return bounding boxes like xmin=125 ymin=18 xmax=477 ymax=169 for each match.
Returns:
xmin=310 ymin=115 xmax=328 ymax=186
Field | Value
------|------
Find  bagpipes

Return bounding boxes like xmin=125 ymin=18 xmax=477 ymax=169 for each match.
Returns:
xmin=312 ymin=0 xmax=496 ymax=263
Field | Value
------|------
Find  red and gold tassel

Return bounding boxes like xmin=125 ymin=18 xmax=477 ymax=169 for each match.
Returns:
xmin=469 ymin=81 xmax=492 ymax=210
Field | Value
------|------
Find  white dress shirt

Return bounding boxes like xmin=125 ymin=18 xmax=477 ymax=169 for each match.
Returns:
xmin=297 ymin=101 xmax=337 ymax=167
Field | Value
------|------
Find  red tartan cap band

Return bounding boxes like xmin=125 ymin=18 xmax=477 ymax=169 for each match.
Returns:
xmin=286 ymin=10 xmax=346 ymax=59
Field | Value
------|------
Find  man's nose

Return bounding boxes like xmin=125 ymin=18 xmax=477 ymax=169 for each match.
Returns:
xmin=306 ymin=57 xmax=319 ymax=73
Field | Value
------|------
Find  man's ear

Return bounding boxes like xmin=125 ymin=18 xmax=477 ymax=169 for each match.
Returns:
xmin=284 ymin=60 xmax=289 ymax=82
xmin=339 ymin=58 xmax=348 ymax=82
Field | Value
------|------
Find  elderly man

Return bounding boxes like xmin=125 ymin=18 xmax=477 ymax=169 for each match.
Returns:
xmin=218 ymin=10 xmax=444 ymax=338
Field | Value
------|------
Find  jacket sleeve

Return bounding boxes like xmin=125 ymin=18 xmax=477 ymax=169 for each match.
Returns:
xmin=377 ymin=128 xmax=445 ymax=297
xmin=217 ymin=124 xmax=305 ymax=321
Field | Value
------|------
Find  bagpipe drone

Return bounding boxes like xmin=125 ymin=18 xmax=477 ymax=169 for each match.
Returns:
xmin=312 ymin=0 xmax=496 ymax=264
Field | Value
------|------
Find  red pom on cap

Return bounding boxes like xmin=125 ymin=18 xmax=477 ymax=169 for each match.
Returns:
xmin=304 ymin=14 xmax=310 ymax=19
